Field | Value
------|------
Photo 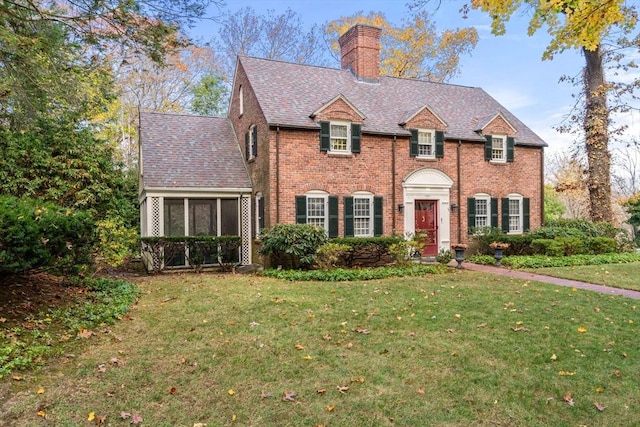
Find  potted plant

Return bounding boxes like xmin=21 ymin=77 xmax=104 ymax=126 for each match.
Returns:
xmin=489 ymin=242 xmax=510 ymax=266
xmin=451 ymin=243 xmax=468 ymax=269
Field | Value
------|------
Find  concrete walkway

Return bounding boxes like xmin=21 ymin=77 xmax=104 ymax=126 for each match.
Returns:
xmin=455 ymin=261 xmax=640 ymax=300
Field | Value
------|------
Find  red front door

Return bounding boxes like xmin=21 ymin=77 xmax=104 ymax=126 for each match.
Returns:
xmin=415 ymin=200 xmax=438 ymax=256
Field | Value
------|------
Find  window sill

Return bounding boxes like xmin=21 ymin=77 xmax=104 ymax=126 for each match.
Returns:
xmin=248 ymin=157 xmax=256 ymax=163
xmin=415 ymin=156 xmax=438 ymax=161
xmin=489 ymin=160 xmax=507 ymax=165
xmin=327 ymin=152 xmax=354 ymax=158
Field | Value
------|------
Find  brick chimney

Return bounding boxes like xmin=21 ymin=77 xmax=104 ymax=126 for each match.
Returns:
xmin=338 ymin=24 xmax=382 ymax=82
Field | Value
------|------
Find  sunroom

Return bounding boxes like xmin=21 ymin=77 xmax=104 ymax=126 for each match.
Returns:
xmin=139 ymin=112 xmax=252 ymax=271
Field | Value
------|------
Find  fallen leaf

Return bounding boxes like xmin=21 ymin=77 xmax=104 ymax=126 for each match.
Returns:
xmin=354 ymin=327 xmax=370 ymax=334
xmin=260 ymin=390 xmax=273 ymax=399
xmin=417 ymin=388 xmax=425 ymax=395
xmin=350 ymin=377 xmax=365 ymax=383
xmin=326 ymin=404 xmax=335 ymax=412
xmin=594 ymin=402 xmax=606 ymax=412
xmin=120 ymin=411 xmax=131 ymax=419
xmin=88 ymin=412 xmax=95 ymax=421
xmin=511 ymin=327 xmax=529 ymax=332
xmin=578 ymin=326 xmax=587 ymax=333
xmin=193 ymin=423 xmax=207 ymax=427
xmin=282 ymin=391 xmax=297 ymax=402
xmin=97 ymin=364 xmax=107 ymax=373
xmin=228 ymin=389 xmax=235 ymax=396
xmin=131 ymin=414 xmax=143 ymax=424
xmin=12 ymin=375 xmax=22 ymax=381
xmin=96 ymin=415 xmax=106 ymax=425
xmin=169 ymin=387 xmax=177 ymax=395
xmin=37 ymin=410 xmax=46 ymax=418
xmin=550 ymin=354 xmax=557 ymax=361
xmin=294 ymin=344 xmax=304 ymax=350
xmin=337 ymin=385 xmax=349 ymax=394
xmin=0 ymin=317 xmax=6 ymax=323
xmin=614 ymin=370 xmax=621 ymax=378
xmin=622 ymin=352 xmax=628 ymax=358
xmin=558 ymin=371 xmax=576 ymax=376
xmin=322 ymin=333 xmax=332 ymax=341
xmin=562 ymin=392 xmax=574 ymax=406
xmin=454 ymin=314 xmax=461 ymax=319
xmin=445 ymin=328 xmax=455 ymax=333
xmin=477 ymin=322 xmax=487 ymax=328
xmin=77 ymin=329 xmax=94 ymax=339
xmin=37 ymin=387 xmax=45 ymax=394
xmin=345 ymin=342 xmax=353 ymax=349
xmin=317 ymin=389 xmax=327 ymax=395
xmin=302 ymin=354 xmax=313 ymax=360
xmin=232 ymin=414 xmax=237 ymax=421
xmin=595 ymin=386 xmax=603 ymax=393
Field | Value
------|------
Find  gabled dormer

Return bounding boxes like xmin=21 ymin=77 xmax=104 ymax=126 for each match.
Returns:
xmin=400 ymin=104 xmax=447 ymax=160
xmin=311 ymin=94 xmax=365 ymax=155
xmin=475 ymin=112 xmax=517 ymax=164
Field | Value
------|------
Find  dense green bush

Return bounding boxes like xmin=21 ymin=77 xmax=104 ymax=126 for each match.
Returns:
xmin=259 ymin=224 xmax=328 ymax=269
xmin=530 ymin=239 xmax=564 ymax=256
xmin=0 ymin=196 xmax=95 ymax=275
xmin=587 ymin=237 xmax=617 ymax=254
xmin=96 ymin=218 xmax=139 ymax=267
xmin=467 ymin=252 xmax=640 ymax=269
xmin=261 ymin=264 xmax=446 ymax=281
xmin=315 ymin=242 xmax=351 ymax=270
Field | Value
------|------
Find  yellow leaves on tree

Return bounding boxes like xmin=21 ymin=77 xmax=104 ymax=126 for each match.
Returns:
xmin=471 ymin=0 xmax=635 ymax=59
xmin=324 ymin=11 xmax=478 ymax=82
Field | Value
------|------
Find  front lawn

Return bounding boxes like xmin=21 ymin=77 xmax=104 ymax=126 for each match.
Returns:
xmin=522 ymin=263 xmax=640 ymax=291
xmin=2 ymin=271 xmax=639 ymax=426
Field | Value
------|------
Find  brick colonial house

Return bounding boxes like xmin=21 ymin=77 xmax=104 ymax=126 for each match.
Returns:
xmin=139 ymin=24 xmax=547 ymax=267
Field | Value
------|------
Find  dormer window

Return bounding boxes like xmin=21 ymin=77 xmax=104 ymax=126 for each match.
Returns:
xmin=484 ymin=134 xmax=514 ymax=163
xmin=418 ymin=129 xmax=435 ymax=158
xmin=319 ymin=121 xmax=361 ymax=154
xmin=330 ymin=121 xmax=350 ymax=152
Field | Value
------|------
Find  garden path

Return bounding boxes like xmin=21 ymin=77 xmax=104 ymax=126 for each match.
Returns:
xmin=458 ymin=262 xmax=640 ymax=300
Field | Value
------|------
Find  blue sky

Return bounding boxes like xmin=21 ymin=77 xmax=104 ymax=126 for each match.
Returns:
xmin=193 ymin=0 xmax=637 ymax=159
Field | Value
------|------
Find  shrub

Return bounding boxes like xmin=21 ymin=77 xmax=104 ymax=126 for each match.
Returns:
xmin=315 ymin=242 xmax=351 ymax=270
xmin=95 ymin=218 xmax=139 ymax=267
xmin=0 ymin=195 xmax=95 ymax=275
xmin=388 ymin=235 xmax=424 ymax=266
xmin=530 ymin=239 xmax=564 ymax=256
xmin=435 ymin=249 xmax=452 ymax=265
xmin=586 ymin=237 xmax=617 ymax=254
xmin=559 ymin=236 xmax=586 ymax=256
xmin=259 ymin=224 xmax=327 ymax=270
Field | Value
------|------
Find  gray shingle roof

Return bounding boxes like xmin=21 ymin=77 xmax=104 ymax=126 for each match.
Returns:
xmin=240 ymin=56 xmax=547 ymax=147
xmin=140 ymin=112 xmax=251 ymax=190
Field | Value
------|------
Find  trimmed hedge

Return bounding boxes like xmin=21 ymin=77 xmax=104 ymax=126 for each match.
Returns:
xmin=140 ymin=235 xmax=242 ymax=273
xmin=0 ymin=196 xmax=95 ymax=274
xmin=329 ymin=236 xmax=403 ymax=267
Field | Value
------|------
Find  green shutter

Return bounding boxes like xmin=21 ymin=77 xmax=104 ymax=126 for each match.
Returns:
xmin=252 ymin=125 xmax=258 ymax=158
xmin=467 ymin=198 xmax=476 ymax=233
xmin=245 ymin=131 xmax=250 ymax=160
xmin=435 ymin=130 xmax=444 ymax=158
xmin=523 ymin=198 xmax=530 ymax=232
xmin=501 ymin=198 xmax=509 ymax=232
xmin=484 ymin=135 xmax=492 ymax=161
xmin=351 ymin=124 xmax=361 ymax=154
xmin=492 ymin=198 xmax=499 ymax=229
xmin=344 ymin=197 xmax=354 ymax=237
xmin=320 ymin=121 xmax=330 ymax=152
xmin=410 ymin=129 xmax=418 ymax=157
xmin=328 ymin=196 xmax=338 ymax=238
xmin=374 ymin=196 xmax=383 ymax=236
xmin=506 ymin=136 xmax=515 ymax=162
xmin=295 ymin=196 xmax=307 ymax=224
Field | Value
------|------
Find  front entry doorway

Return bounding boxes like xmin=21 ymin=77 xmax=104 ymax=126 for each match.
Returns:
xmin=415 ymin=200 xmax=438 ymax=256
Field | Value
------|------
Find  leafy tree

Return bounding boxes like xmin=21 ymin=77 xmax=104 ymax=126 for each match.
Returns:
xmin=466 ymin=0 xmax=638 ymax=223
xmin=622 ymin=193 xmax=640 ymax=243
xmin=544 ymin=184 xmax=566 ymax=223
xmin=324 ymin=10 xmax=478 ymax=82
xmin=216 ymin=7 xmax=327 ymax=77
xmin=190 ymin=74 xmax=229 ymax=116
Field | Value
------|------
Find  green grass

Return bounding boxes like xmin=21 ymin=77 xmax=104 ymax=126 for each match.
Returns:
xmin=2 ymin=271 xmax=640 ymax=426
xmin=523 ymin=263 xmax=640 ymax=291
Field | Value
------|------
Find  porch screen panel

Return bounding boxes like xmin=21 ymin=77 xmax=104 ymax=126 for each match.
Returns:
xmin=189 ymin=199 xmax=217 ymax=236
xmin=164 ymin=199 xmax=185 ymax=236
xmin=220 ymin=199 xmax=239 ymax=235
xmin=220 ymin=199 xmax=240 ymax=263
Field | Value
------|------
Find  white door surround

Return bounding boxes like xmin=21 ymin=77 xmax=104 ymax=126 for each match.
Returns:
xmin=402 ymin=168 xmax=453 ymax=253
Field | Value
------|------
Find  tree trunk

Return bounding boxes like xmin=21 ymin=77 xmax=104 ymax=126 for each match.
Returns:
xmin=583 ymin=45 xmax=612 ymax=223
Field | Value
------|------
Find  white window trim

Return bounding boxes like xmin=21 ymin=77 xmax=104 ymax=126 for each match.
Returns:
xmin=255 ymin=192 xmax=263 ymax=235
xmin=352 ymin=191 xmax=374 ymax=237
xmin=239 ymin=85 xmax=244 ymax=116
xmin=507 ymin=193 xmax=523 ymax=234
xmin=306 ymin=190 xmax=329 ymax=232
xmin=329 ymin=120 xmax=351 ymax=154
xmin=474 ymin=193 xmax=491 ymax=232
xmin=491 ymin=134 xmax=507 ymax=163
xmin=417 ymin=128 xmax=436 ymax=159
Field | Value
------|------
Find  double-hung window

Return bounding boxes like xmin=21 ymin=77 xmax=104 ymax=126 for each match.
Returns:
xmin=330 ymin=121 xmax=350 ymax=153
xmin=502 ymin=194 xmax=529 ymax=234
xmin=492 ymin=135 xmax=506 ymax=162
xmin=467 ymin=194 xmax=497 ymax=234
xmin=353 ymin=195 xmax=373 ymax=237
xmin=418 ymin=130 xmax=435 ymax=158
xmin=475 ymin=197 xmax=489 ymax=229
xmin=296 ymin=192 xmax=339 ymax=237
xmin=344 ymin=194 xmax=383 ymax=237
